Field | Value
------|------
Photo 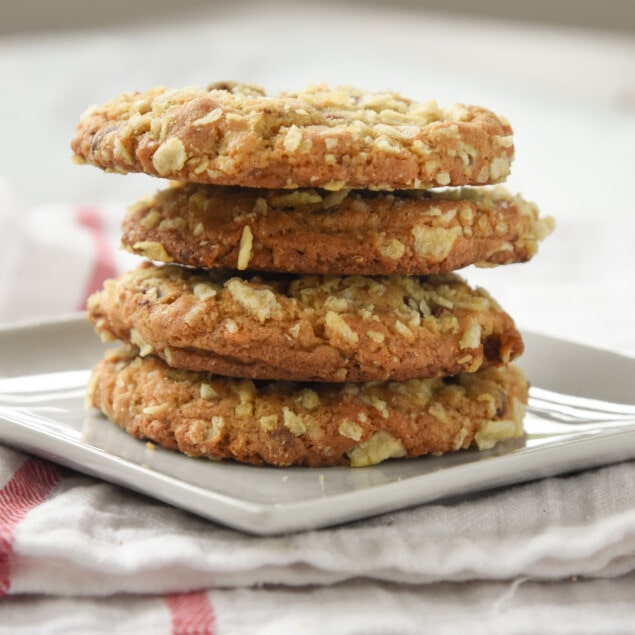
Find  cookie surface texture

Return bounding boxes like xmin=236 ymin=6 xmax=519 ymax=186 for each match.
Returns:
xmin=71 ymin=82 xmax=514 ymax=190
xmin=123 ymin=184 xmax=554 ymax=275
xmin=88 ymin=347 xmax=528 ymax=467
xmin=87 ymin=263 xmax=524 ymax=382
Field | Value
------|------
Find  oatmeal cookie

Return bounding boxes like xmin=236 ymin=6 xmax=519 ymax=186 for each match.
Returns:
xmin=87 ymin=263 xmax=523 ymax=382
xmin=88 ymin=347 xmax=528 ymax=467
xmin=123 ymin=183 xmax=554 ymax=275
xmin=71 ymin=82 xmax=514 ymax=190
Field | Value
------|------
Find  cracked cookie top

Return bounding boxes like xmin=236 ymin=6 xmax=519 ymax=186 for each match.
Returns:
xmin=87 ymin=263 xmax=524 ymax=383
xmin=72 ymin=82 xmax=514 ymax=190
xmin=122 ymin=183 xmax=553 ymax=275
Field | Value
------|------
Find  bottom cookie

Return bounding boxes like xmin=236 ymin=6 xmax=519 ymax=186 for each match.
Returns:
xmin=87 ymin=348 xmax=528 ymax=468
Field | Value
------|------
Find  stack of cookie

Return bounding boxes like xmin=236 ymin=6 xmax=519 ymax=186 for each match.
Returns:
xmin=72 ymin=83 xmax=553 ymax=467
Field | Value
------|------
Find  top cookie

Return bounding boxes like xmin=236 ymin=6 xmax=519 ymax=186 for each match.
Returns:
xmin=71 ymin=82 xmax=514 ymax=190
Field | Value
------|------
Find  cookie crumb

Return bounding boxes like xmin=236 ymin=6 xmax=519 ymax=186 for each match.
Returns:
xmin=348 ymin=431 xmax=407 ymax=467
xmin=237 ymin=225 xmax=254 ymax=270
xmin=152 ymin=137 xmax=187 ymax=175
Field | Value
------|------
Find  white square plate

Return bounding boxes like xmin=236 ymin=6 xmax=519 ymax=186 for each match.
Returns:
xmin=1 ymin=315 xmax=634 ymax=535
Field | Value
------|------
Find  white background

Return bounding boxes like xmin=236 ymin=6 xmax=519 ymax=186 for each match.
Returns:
xmin=0 ymin=0 xmax=634 ymax=354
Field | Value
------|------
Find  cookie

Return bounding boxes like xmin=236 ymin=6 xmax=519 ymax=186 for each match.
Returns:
xmin=87 ymin=263 xmax=523 ymax=383
xmin=88 ymin=347 xmax=528 ymax=467
xmin=71 ymin=82 xmax=514 ymax=190
xmin=123 ymin=183 xmax=554 ymax=275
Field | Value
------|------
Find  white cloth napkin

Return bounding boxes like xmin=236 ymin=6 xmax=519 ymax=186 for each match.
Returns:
xmin=1 ymin=200 xmax=634 ymax=634
xmin=3 ymin=446 xmax=635 ymax=593
xmin=1 ymin=444 xmax=635 ymax=634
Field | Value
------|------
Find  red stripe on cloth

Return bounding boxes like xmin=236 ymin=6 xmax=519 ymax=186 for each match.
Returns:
xmin=75 ymin=206 xmax=118 ymax=311
xmin=0 ymin=458 xmax=64 ymax=596
xmin=165 ymin=591 xmax=217 ymax=635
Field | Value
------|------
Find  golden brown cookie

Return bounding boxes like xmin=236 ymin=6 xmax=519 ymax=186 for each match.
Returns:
xmin=88 ymin=347 xmax=528 ymax=467
xmin=71 ymin=82 xmax=514 ymax=190
xmin=123 ymin=183 xmax=554 ymax=275
xmin=87 ymin=263 xmax=523 ymax=383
